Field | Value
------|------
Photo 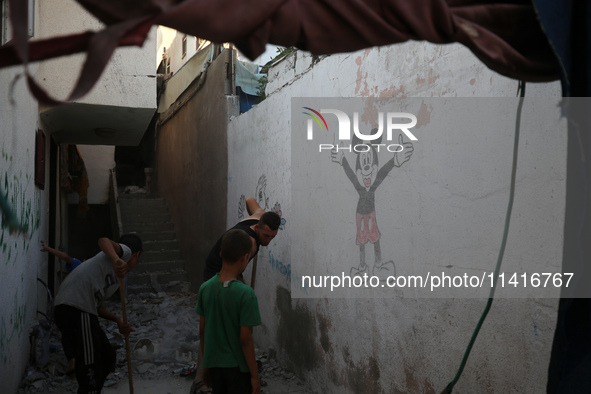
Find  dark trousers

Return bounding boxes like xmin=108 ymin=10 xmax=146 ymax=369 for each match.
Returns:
xmin=54 ymin=305 xmax=116 ymax=394
xmin=209 ymin=367 xmax=252 ymax=394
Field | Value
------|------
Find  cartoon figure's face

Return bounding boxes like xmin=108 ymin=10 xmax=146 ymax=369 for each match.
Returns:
xmin=356 ymin=148 xmax=378 ymax=191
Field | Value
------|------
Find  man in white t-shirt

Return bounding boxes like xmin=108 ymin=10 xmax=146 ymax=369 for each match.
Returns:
xmin=53 ymin=233 xmax=142 ymax=393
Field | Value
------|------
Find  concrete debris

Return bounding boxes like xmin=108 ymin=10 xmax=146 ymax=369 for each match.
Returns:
xmin=136 ymin=363 xmax=156 ymax=374
xmin=133 ymin=338 xmax=155 ymax=359
xmin=17 ymin=289 xmax=312 ymax=394
xmin=267 ymin=347 xmax=277 ymax=360
xmin=256 ymin=349 xmax=311 ymax=393
xmin=123 ymin=185 xmax=148 ymax=194
xmin=25 ymin=372 xmax=46 ymax=383
xmin=104 ymin=380 xmax=117 ymax=387
xmin=31 ymin=381 xmax=44 ymax=390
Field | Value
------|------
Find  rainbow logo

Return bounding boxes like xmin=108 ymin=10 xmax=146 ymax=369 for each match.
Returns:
xmin=302 ymin=107 xmax=328 ymax=131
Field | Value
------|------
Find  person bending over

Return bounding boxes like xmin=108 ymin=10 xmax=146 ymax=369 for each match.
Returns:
xmin=202 ymin=197 xmax=280 ymax=282
xmin=53 ymin=233 xmax=142 ymax=393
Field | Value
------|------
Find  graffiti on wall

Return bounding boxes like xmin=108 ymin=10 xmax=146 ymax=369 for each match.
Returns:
xmin=272 ymin=203 xmax=287 ymax=230
xmin=331 ymin=132 xmax=413 ymax=278
xmin=1 ymin=144 xmax=41 ymax=365
xmin=269 ymin=249 xmax=290 ymax=280
xmin=0 ymin=285 xmax=27 ymax=364
xmin=237 ymin=175 xmax=288 ymax=230
xmin=268 ymin=249 xmax=307 ymax=294
xmin=255 ymin=174 xmax=269 ymax=211
xmin=237 ymin=194 xmax=246 ymax=220
xmin=1 ymin=149 xmax=34 ymax=237
xmin=0 ymin=188 xmax=28 ymax=235
xmin=237 ymin=173 xmax=293 ymax=286
xmin=1 ymin=147 xmax=41 ymax=258
xmin=238 ymin=195 xmax=286 ymax=230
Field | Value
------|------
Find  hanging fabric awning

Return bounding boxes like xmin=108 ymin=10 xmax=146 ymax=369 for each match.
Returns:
xmin=0 ymin=0 xmax=558 ymax=104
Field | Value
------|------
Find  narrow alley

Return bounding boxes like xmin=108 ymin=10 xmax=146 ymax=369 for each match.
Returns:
xmin=19 ymin=288 xmax=311 ymax=394
xmin=2 ymin=1 xmax=588 ymax=393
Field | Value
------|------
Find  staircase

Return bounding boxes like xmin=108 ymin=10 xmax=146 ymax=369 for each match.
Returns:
xmin=118 ymin=193 xmax=190 ymax=294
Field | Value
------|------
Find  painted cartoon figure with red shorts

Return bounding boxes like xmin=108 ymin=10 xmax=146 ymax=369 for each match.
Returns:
xmin=332 ymin=132 xmax=413 ymax=277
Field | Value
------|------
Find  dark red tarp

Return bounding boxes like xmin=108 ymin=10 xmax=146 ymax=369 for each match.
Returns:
xmin=0 ymin=0 xmax=558 ymax=104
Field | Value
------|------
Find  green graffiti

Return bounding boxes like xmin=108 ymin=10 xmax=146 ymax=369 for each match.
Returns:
xmin=0 ymin=184 xmax=27 ymax=234
xmin=0 ymin=291 xmax=27 ymax=364
xmin=1 ymin=146 xmax=41 ymax=266
xmin=1 ymin=172 xmax=39 ymax=235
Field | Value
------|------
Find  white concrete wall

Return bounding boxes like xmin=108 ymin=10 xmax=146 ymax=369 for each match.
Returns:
xmin=75 ymin=145 xmax=115 ymax=205
xmin=32 ymin=0 xmax=158 ymax=210
xmin=35 ymin=0 xmax=156 ymax=109
xmin=0 ymin=1 xmax=128 ymax=390
xmin=228 ymin=42 xmax=564 ymax=393
xmin=0 ymin=65 xmax=49 ymax=391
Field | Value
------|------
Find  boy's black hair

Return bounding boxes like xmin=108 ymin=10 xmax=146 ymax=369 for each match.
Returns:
xmin=118 ymin=233 xmax=143 ymax=254
xmin=221 ymin=229 xmax=252 ymax=263
xmin=259 ymin=211 xmax=281 ymax=231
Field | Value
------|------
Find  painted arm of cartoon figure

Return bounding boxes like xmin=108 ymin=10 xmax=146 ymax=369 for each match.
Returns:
xmin=371 ymin=135 xmax=414 ymax=189
xmin=394 ymin=134 xmax=414 ymax=167
xmin=245 ymin=197 xmax=266 ymax=220
xmin=331 ymin=146 xmax=344 ymax=166
xmin=332 ymin=135 xmax=412 ymax=189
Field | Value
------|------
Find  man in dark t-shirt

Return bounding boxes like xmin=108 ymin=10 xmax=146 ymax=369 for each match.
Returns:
xmin=193 ymin=198 xmax=280 ymax=393
xmin=203 ymin=197 xmax=281 ymax=282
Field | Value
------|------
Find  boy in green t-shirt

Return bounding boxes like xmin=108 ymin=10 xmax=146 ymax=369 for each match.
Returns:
xmin=196 ymin=229 xmax=262 ymax=394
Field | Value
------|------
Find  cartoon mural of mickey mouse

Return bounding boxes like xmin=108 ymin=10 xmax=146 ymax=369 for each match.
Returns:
xmin=331 ymin=132 xmax=413 ymax=277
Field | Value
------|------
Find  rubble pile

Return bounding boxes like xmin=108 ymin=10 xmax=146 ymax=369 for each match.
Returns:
xmin=18 ymin=289 xmax=310 ymax=394
xmin=258 ymin=348 xmax=297 ymax=382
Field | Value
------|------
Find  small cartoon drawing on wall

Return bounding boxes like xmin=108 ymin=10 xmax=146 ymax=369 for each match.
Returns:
xmin=256 ymin=174 xmax=269 ymax=210
xmin=237 ymin=194 xmax=246 ymax=219
xmin=239 ymin=183 xmax=287 ymax=230
xmin=272 ymin=202 xmax=287 ymax=230
xmin=331 ymin=132 xmax=413 ymax=278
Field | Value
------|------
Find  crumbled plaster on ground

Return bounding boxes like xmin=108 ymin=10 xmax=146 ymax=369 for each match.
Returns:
xmin=18 ymin=288 xmax=312 ymax=394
